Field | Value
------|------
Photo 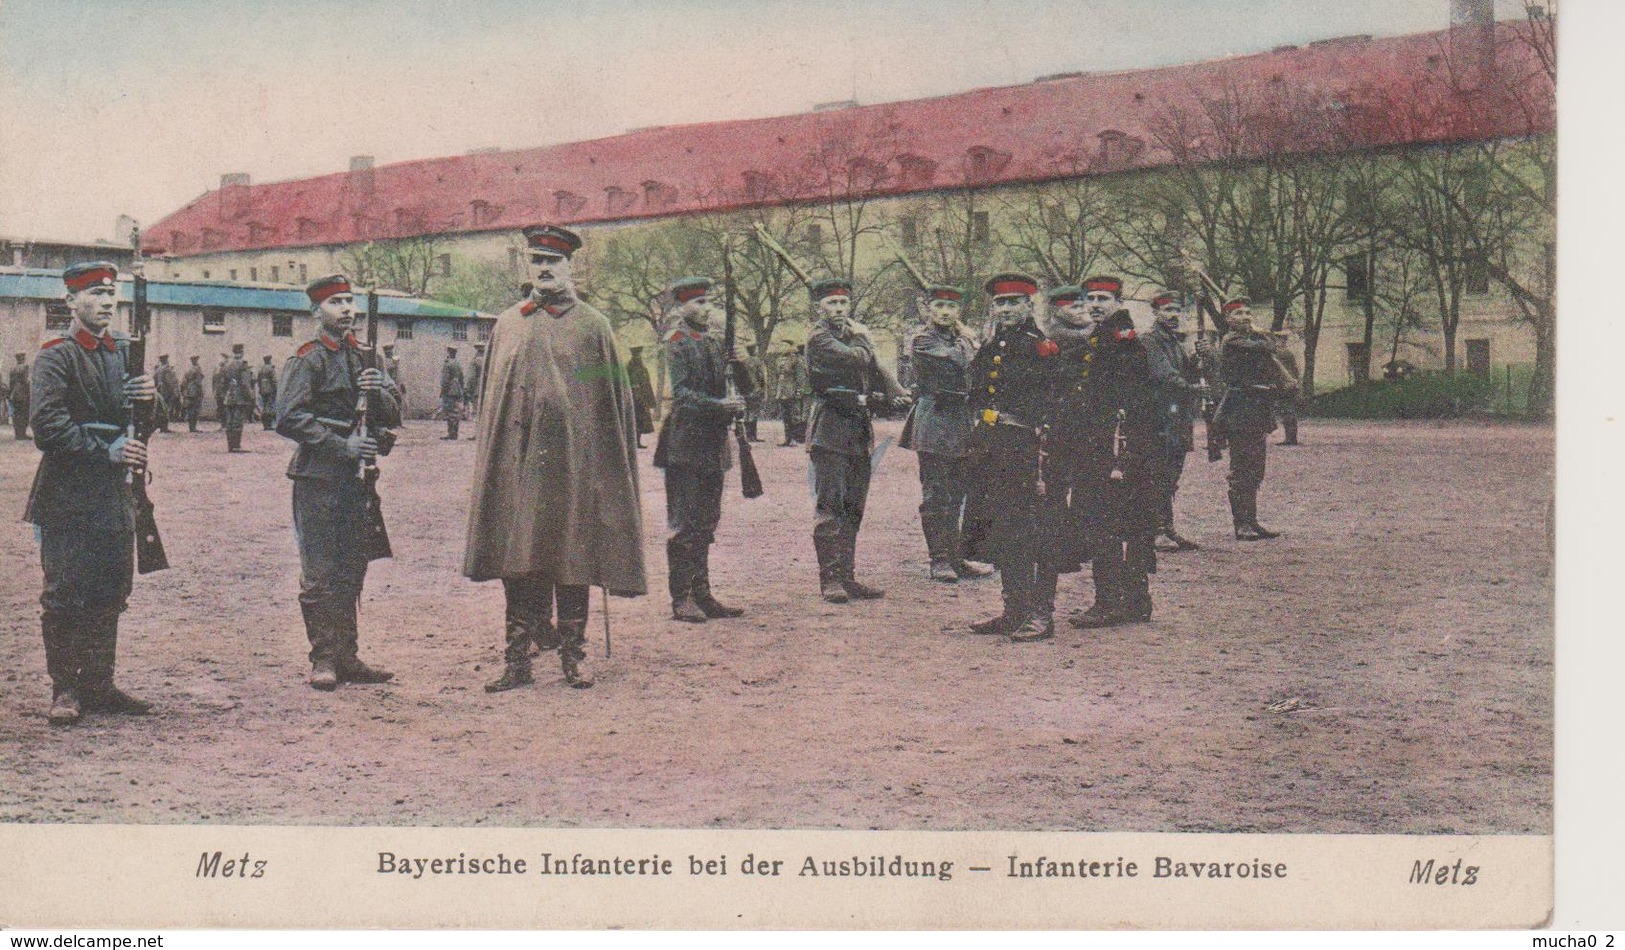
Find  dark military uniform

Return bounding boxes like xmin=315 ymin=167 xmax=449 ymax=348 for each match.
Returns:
xmin=626 ymin=348 xmax=657 ymax=445
xmin=1214 ymin=323 xmax=1285 ymax=537
xmin=274 ymin=329 xmax=402 ymax=678
xmin=653 ymin=321 xmax=751 ymax=618
xmin=154 ymin=358 xmax=180 ymax=433
xmin=211 ymin=357 xmax=227 ymax=428
xmin=255 ymin=358 xmax=279 ymax=430
xmin=466 ymin=346 xmax=485 ymax=422
xmin=181 ymin=360 xmax=205 ymax=432
xmin=1272 ymin=335 xmax=1302 ymax=445
xmin=1142 ymin=314 xmax=1201 ymax=540
xmin=1060 ymin=311 xmax=1160 ymax=626
xmin=25 ymin=327 xmax=142 ymax=716
xmin=9 ymin=356 xmax=31 ymax=439
xmin=899 ymin=321 xmax=979 ymax=579
xmin=806 ymin=314 xmax=905 ymax=595
xmin=221 ymin=350 xmax=254 ymax=451
xmin=963 ymin=314 xmax=1062 ymax=633
xmin=740 ymin=349 xmax=767 ymax=442
xmin=772 ymin=347 xmax=807 ymax=445
xmin=438 ymin=352 xmax=466 ymax=440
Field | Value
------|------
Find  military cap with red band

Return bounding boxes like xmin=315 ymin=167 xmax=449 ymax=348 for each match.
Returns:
xmin=1047 ymin=285 xmax=1083 ymax=305
xmin=306 ymin=274 xmax=352 ymax=304
xmin=1151 ymin=292 xmax=1180 ymax=309
xmin=1222 ymin=297 xmax=1250 ymax=313
xmin=809 ymin=277 xmax=853 ymax=301
xmin=1083 ymin=275 xmax=1123 ymax=295
xmin=523 ymin=224 xmax=583 ymax=258
xmin=984 ymin=273 xmax=1039 ymax=297
xmin=63 ymin=261 xmax=118 ymax=293
xmin=670 ymin=276 xmax=713 ymax=303
xmin=925 ymin=284 xmax=963 ymax=302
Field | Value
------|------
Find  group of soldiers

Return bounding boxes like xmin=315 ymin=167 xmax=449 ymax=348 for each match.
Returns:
xmin=19 ymin=224 xmax=1299 ymax=726
xmin=436 ymin=342 xmax=486 ymax=441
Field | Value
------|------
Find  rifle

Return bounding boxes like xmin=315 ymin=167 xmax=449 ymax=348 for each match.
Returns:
xmin=358 ymin=290 xmax=394 ymax=560
xmin=882 ymin=234 xmax=930 ymax=292
xmin=751 ymin=223 xmax=813 ymax=289
xmin=721 ymin=239 xmax=764 ymax=499
xmin=126 ymin=229 xmax=170 ymax=574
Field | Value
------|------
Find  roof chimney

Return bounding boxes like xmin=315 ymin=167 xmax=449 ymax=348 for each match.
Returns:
xmin=1450 ymin=0 xmax=1496 ymax=89
xmin=220 ymin=172 xmax=250 ymax=188
xmin=350 ymin=155 xmax=375 ymax=194
xmin=349 ymin=155 xmax=375 ymax=173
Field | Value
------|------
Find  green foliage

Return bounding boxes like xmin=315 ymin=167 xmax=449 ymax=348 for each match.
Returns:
xmin=1309 ymin=367 xmax=1538 ymax=419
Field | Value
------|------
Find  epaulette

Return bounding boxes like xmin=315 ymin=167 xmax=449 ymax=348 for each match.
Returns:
xmin=668 ymin=329 xmax=702 ymax=343
xmin=295 ymin=341 xmax=319 ymax=357
xmin=520 ymin=301 xmax=540 ymax=317
xmin=40 ymin=337 xmax=67 ymax=350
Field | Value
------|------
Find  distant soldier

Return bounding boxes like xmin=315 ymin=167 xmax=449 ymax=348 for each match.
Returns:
xmin=381 ymin=343 xmax=405 ymax=420
xmin=153 ymin=354 xmax=180 ymax=433
xmin=465 ymin=341 xmax=486 ymax=437
xmin=0 ymin=367 xmax=8 ymax=428
xmin=1211 ymin=299 xmax=1288 ymax=540
xmin=1271 ymin=330 xmax=1303 ymax=445
xmin=962 ymin=273 xmax=1060 ymax=641
xmin=653 ymin=277 xmax=752 ymax=623
xmin=805 ymin=277 xmax=910 ymax=603
xmin=211 ymin=353 xmax=228 ymax=429
xmin=626 ymin=345 xmax=657 ymax=449
xmin=771 ymin=343 xmax=806 ymax=446
xmin=1143 ymin=292 xmax=1201 ymax=551
xmin=8 ymin=352 xmax=31 ymax=439
xmin=898 ymin=284 xmax=991 ymax=583
xmin=181 ymin=355 xmax=206 ymax=432
xmin=25 ymin=262 xmax=157 ymax=724
xmin=255 ymin=355 xmax=279 ymax=430
xmin=1061 ymin=277 xmax=1160 ymax=630
xmin=740 ymin=343 xmax=767 ymax=442
xmin=221 ymin=343 xmax=254 ymax=452
xmin=468 ymin=225 xmax=645 ymax=692
xmin=274 ymin=274 xmax=402 ymax=691
xmin=438 ymin=345 xmax=466 ymax=440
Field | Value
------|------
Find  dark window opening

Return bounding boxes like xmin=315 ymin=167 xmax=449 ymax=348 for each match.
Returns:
xmin=272 ymin=314 xmax=294 ymax=337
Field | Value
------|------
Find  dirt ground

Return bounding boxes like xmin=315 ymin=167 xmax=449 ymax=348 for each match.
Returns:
xmin=0 ymin=417 xmax=1552 ymax=833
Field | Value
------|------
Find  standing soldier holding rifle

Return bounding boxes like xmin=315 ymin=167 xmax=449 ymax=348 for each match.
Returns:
xmin=153 ymin=355 xmax=180 ymax=433
xmin=1210 ymin=298 xmax=1286 ymax=541
xmin=1143 ymin=292 xmax=1201 ymax=551
xmin=221 ymin=343 xmax=254 ymax=452
xmin=25 ymin=261 xmax=159 ymax=724
xmin=653 ymin=275 xmax=756 ymax=623
xmin=255 ymin=355 xmax=279 ymax=430
xmin=467 ymin=225 xmax=645 ymax=692
xmin=181 ymin=355 xmax=205 ymax=432
xmin=274 ymin=274 xmax=401 ymax=691
xmin=9 ymin=352 xmax=31 ymax=440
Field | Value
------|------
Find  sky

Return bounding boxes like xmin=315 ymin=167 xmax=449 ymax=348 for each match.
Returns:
xmin=0 ymin=0 xmax=1536 ymax=242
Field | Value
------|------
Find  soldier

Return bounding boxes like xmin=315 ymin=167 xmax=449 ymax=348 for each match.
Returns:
xmin=255 ymin=355 xmax=279 ymax=430
xmin=467 ymin=225 xmax=645 ymax=692
xmin=962 ymin=273 xmax=1060 ymax=641
xmin=805 ymin=277 xmax=910 ymax=603
xmin=898 ymin=284 xmax=991 ymax=583
xmin=1271 ymin=330 xmax=1303 ymax=445
xmin=25 ymin=261 xmax=157 ymax=724
xmin=9 ymin=352 xmax=32 ymax=439
xmin=740 ymin=343 xmax=767 ymax=442
xmin=153 ymin=354 xmax=180 ymax=434
xmin=381 ymin=343 xmax=406 ymax=421
xmin=211 ymin=353 xmax=227 ymax=429
xmin=1062 ymin=277 xmax=1160 ymax=630
xmin=274 ymin=274 xmax=402 ymax=691
xmin=221 ymin=343 xmax=254 ymax=452
xmin=0 ymin=367 xmax=8 ymax=428
xmin=465 ymin=341 xmax=486 ymax=438
xmin=1143 ymin=292 xmax=1201 ymax=551
xmin=625 ymin=344 xmax=657 ymax=449
xmin=438 ymin=345 xmax=466 ymax=440
xmin=1211 ymin=299 xmax=1287 ymax=541
xmin=181 ymin=355 xmax=206 ymax=432
xmin=772 ymin=342 xmax=806 ymax=446
xmin=652 ymin=277 xmax=752 ymax=623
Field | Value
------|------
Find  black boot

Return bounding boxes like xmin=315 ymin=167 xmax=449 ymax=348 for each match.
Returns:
xmin=975 ymin=564 xmax=1030 ymax=635
xmin=667 ymin=539 xmax=707 ymax=621
xmin=79 ymin=613 xmax=152 ymax=714
xmin=485 ymin=616 xmax=536 ymax=692
xmin=841 ymin=531 xmax=884 ymax=599
xmin=922 ymin=515 xmax=958 ymax=582
xmin=692 ymin=547 xmax=744 ymax=618
xmin=814 ymin=531 xmax=849 ymax=603
xmin=1010 ymin=570 xmax=1057 ymax=643
xmin=1071 ymin=558 xmax=1125 ymax=629
xmin=447 ymin=418 xmax=460 ymax=440
xmin=42 ymin=612 xmax=81 ymax=725
xmin=558 ymin=620 xmax=593 ymax=689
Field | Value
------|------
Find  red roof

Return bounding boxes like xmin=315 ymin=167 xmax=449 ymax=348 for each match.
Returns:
xmin=149 ymin=22 xmax=1552 ymax=258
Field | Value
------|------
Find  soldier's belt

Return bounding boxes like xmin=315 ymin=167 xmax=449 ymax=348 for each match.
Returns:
xmin=924 ymin=390 xmax=968 ymax=401
xmin=81 ymin=422 xmax=124 ymax=437
xmin=977 ymin=409 xmax=1035 ymax=430
xmin=316 ymin=416 xmax=356 ymax=434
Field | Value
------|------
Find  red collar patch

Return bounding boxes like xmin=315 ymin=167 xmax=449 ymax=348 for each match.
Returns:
xmin=668 ymin=329 xmax=703 ymax=343
xmin=72 ymin=328 xmax=116 ymax=351
xmin=1035 ymin=339 xmax=1059 ymax=357
xmin=520 ymin=300 xmax=539 ymax=317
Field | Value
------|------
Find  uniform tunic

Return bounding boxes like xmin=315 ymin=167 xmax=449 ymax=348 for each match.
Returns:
xmin=625 ymin=353 xmax=657 ymax=435
xmin=1142 ymin=322 xmax=1200 ymax=528
xmin=962 ymin=317 xmax=1059 ymax=567
xmin=462 ymin=297 xmax=646 ymax=594
xmin=899 ymin=324 xmax=977 ymax=561
xmin=9 ymin=361 xmax=32 ymax=438
xmin=1215 ymin=331 xmax=1283 ymax=500
xmin=24 ymin=329 xmax=137 ymax=613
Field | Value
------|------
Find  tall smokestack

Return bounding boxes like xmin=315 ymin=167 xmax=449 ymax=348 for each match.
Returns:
xmin=1449 ymin=0 xmax=1496 ymax=89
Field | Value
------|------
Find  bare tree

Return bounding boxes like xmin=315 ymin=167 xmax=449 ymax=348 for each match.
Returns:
xmin=340 ymin=236 xmax=447 ymax=297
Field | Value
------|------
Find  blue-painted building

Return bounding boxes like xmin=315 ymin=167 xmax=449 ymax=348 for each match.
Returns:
xmin=0 ymin=268 xmax=493 ymax=419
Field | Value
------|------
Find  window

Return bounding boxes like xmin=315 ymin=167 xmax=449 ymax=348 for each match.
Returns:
xmin=299 ymin=263 xmax=307 ymax=283
xmin=270 ymin=265 xmax=280 ymax=283
xmin=806 ymin=224 xmax=823 ymax=247
xmin=437 ymin=254 xmax=452 ymax=278
xmin=451 ymin=320 xmax=468 ymax=341
xmin=202 ymin=270 xmax=211 ymax=280
xmin=1465 ymin=254 xmax=1490 ymax=295
xmin=229 ymin=269 xmax=238 ymax=281
xmin=478 ymin=323 xmax=492 ymax=342
xmin=972 ymin=211 xmax=991 ymax=244
xmin=272 ymin=314 xmax=294 ymax=337
xmin=1346 ymin=342 xmax=1370 ymax=384
xmin=1465 ymin=338 xmax=1491 ymax=375
xmin=1344 ymin=254 xmax=1370 ymax=302
xmin=395 ymin=319 xmax=415 ymax=340
xmin=203 ymin=309 xmax=227 ymax=333
xmin=45 ymin=302 xmax=72 ymax=331
xmin=249 ymin=267 xmax=258 ymax=282
xmin=899 ymin=217 xmax=919 ymax=248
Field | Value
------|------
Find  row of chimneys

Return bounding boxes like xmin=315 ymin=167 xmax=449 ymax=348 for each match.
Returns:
xmin=219 ymin=155 xmax=376 ymax=192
